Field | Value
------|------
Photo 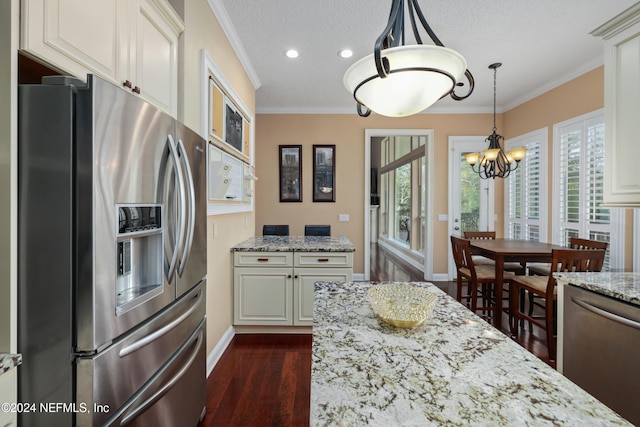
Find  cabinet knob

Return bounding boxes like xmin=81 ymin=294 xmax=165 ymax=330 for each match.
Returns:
xmin=132 ymin=86 xmax=141 ymax=94
xmin=123 ymin=80 xmax=132 ymax=89
xmin=287 ymin=274 xmax=292 ymax=279
xmin=294 ymin=275 xmax=298 ymax=279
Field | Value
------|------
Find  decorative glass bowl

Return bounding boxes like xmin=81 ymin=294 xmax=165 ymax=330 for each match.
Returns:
xmin=368 ymin=284 xmax=436 ymax=328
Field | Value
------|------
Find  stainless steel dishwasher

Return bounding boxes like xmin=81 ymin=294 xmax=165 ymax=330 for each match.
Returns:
xmin=563 ymin=284 xmax=640 ymax=426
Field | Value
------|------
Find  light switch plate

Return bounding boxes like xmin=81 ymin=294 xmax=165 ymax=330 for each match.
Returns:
xmin=438 ymin=214 xmax=448 ymax=222
xmin=339 ymin=214 xmax=349 ymax=222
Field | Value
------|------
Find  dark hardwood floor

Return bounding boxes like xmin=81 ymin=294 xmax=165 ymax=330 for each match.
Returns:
xmin=199 ymin=244 xmax=554 ymax=427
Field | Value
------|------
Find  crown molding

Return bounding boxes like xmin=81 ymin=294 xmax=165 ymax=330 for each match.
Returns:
xmin=206 ymin=0 xmax=262 ymax=90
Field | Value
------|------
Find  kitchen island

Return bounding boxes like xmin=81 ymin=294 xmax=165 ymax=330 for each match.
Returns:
xmin=231 ymin=236 xmax=355 ymax=328
xmin=311 ymin=281 xmax=631 ymax=426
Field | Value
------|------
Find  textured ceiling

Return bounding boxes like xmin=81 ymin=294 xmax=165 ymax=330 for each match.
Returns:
xmin=217 ymin=0 xmax=637 ymax=114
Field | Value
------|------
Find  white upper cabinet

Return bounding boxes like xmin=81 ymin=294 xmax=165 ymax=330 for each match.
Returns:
xmin=119 ymin=0 xmax=182 ymax=115
xmin=21 ymin=0 xmax=183 ymax=116
xmin=593 ymin=4 xmax=640 ymax=207
xmin=21 ymin=0 xmax=120 ymax=81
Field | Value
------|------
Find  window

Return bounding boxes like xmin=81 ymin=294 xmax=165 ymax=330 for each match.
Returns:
xmin=379 ymin=136 xmax=426 ymax=250
xmin=505 ymin=129 xmax=548 ymax=242
xmin=553 ymin=110 xmax=623 ymax=270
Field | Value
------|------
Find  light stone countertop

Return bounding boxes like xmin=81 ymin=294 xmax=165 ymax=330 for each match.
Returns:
xmin=311 ymin=281 xmax=631 ymax=426
xmin=231 ymin=235 xmax=355 ymax=252
xmin=0 ymin=354 xmax=21 ymax=375
xmin=554 ymin=272 xmax=640 ymax=307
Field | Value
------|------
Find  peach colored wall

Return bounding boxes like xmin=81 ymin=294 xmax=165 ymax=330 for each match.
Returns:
xmin=504 ymin=66 xmax=634 ymax=270
xmin=255 ymin=113 xmax=499 ymax=276
xmin=181 ymin=0 xmax=256 ymax=354
xmin=256 ymin=66 xmax=636 ymax=275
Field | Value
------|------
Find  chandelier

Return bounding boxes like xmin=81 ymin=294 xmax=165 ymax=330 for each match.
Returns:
xmin=343 ymin=0 xmax=474 ymax=117
xmin=464 ymin=63 xmax=526 ymax=179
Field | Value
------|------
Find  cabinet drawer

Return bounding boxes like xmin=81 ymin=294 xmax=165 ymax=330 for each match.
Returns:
xmin=294 ymin=252 xmax=353 ymax=268
xmin=234 ymin=251 xmax=293 ymax=267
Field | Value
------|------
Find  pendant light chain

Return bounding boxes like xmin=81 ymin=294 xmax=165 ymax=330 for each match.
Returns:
xmin=492 ymin=64 xmax=498 ymax=133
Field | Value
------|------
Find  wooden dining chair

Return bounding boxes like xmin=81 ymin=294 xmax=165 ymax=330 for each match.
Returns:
xmin=509 ymin=248 xmax=606 ymax=361
xmin=463 ymin=231 xmax=526 ymax=275
xmin=528 ymin=237 xmax=609 ymax=276
xmin=525 ymin=238 xmax=608 ymax=330
xmin=450 ymin=235 xmax=515 ymax=323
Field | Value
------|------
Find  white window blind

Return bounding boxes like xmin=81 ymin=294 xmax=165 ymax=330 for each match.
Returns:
xmin=553 ymin=110 xmax=619 ymax=270
xmin=505 ymin=128 xmax=547 ymax=242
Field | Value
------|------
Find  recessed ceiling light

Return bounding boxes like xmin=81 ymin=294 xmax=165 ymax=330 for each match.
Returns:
xmin=339 ymin=49 xmax=353 ymax=58
xmin=285 ymin=49 xmax=299 ymax=59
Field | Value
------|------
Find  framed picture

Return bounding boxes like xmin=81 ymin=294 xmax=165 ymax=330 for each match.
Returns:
xmin=313 ymin=145 xmax=335 ymax=202
xmin=279 ymin=145 xmax=302 ymax=202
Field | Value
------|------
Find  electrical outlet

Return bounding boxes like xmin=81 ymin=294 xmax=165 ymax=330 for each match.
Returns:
xmin=212 ymin=223 xmax=218 ymax=238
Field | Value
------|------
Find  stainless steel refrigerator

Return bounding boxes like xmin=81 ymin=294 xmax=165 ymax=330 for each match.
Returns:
xmin=18 ymin=74 xmax=207 ymax=426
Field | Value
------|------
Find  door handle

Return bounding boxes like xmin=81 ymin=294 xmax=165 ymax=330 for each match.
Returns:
xmin=572 ymin=297 xmax=640 ymax=331
xmin=177 ymin=138 xmax=196 ymax=277
xmin=166 ymin=134 xmax=186 ymax=284
xmin=118 ymin=289 xmax=203 ymax=358
xmin=118 ymin=327 xmax=204 ymax=426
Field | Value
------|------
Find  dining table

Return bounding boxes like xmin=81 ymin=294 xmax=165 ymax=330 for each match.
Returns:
xmin=469 ymin=238 xmax=565 ymax=331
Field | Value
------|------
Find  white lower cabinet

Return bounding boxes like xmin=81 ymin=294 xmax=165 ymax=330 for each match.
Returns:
xmin=233 ymin=251 xmax=353 ymax=327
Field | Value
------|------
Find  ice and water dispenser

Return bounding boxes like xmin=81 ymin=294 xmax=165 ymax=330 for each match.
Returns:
xmin=116 ymin=205 xmax=163 ymax=314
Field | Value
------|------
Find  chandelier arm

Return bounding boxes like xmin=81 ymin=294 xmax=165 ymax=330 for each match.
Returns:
xmin=410 ymin=0 xmax=444 ymax=47
xmin=449 ymin=69 xmax=475 ymax=101
xmin=406 ymin=1 xmax=423 ymax=45
xmin=357 ymin=102 xmax=372 ymax=117
xmin=374 ymin=0 xmax=404 ymax=79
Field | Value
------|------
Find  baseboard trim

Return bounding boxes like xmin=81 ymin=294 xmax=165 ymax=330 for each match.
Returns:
xmin=431 ymin=273 xmax=450 ymax=282
xmin=206 ymin=325 xmax=235 ymax=377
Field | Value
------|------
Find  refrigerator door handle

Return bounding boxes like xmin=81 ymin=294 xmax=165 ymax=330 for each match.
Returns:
xmin=166 ymin=134 xmax=186 ymax=283
xmin=118 ymin=288 xmax=204 ymax=358
xmin=116 ymin=327 xmax=204 ymax=426
xmin=176 ymin=138 xmax=195 ymax=277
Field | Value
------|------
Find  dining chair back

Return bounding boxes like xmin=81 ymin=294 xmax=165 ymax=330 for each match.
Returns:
xmin=263 ymin=224 xmax=289 ymax=236
xmin=450 ymin=235 xmax=513 ymax=323
xmin=528 ymin=237 xmax=608 ymax=276
xmin=510 ymin=248 xmax=606 ymax=361
xmin=305 ymin=225 xmax=330 ymax=236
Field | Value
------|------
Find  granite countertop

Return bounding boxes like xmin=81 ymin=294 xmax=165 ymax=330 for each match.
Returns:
xmin=231 ymin=235 xmax=355 ymax=252
xmin=554 ymin=272 xmax=640 ymax=307
xmin=0 ymin=353 xmax=22 ymax=375
xmin=311 ymin=281 xmax=631 ymax=426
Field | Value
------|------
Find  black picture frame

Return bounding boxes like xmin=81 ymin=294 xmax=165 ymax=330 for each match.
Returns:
xmin=313 ymin=145 xmax=335 ymax=202
xmin=279 ymin=145 xmax=302 ymax=202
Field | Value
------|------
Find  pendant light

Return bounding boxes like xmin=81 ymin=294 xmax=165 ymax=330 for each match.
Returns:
xmin=343 ymin=0 xmax=474 ymax=117
xmin=465 ymin=63 xmax=526 ymax=179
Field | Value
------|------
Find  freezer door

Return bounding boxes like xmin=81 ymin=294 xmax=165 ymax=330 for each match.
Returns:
xmin=173 ymin=122 xmax=207 ymax=298
xmin=76 ymin=282 xmax=206 ymax=427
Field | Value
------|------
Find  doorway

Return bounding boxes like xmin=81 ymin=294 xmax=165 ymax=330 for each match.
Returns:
xmin=448 ymin=136 xmax=495 ymax=278
xmin=364 ymin=129 xmax=434 ymax=281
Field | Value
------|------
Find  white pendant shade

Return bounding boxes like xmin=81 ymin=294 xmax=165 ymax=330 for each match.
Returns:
xmin=343 ymin=45 xmax=467 ymax=117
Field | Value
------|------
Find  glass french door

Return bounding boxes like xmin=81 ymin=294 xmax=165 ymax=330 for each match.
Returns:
xmin=448 ymin=137 xmax=494 ymax=277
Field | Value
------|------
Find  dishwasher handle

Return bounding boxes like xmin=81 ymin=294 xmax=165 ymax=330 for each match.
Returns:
xmin=571 ymin=296 xmax=640 ymax=331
